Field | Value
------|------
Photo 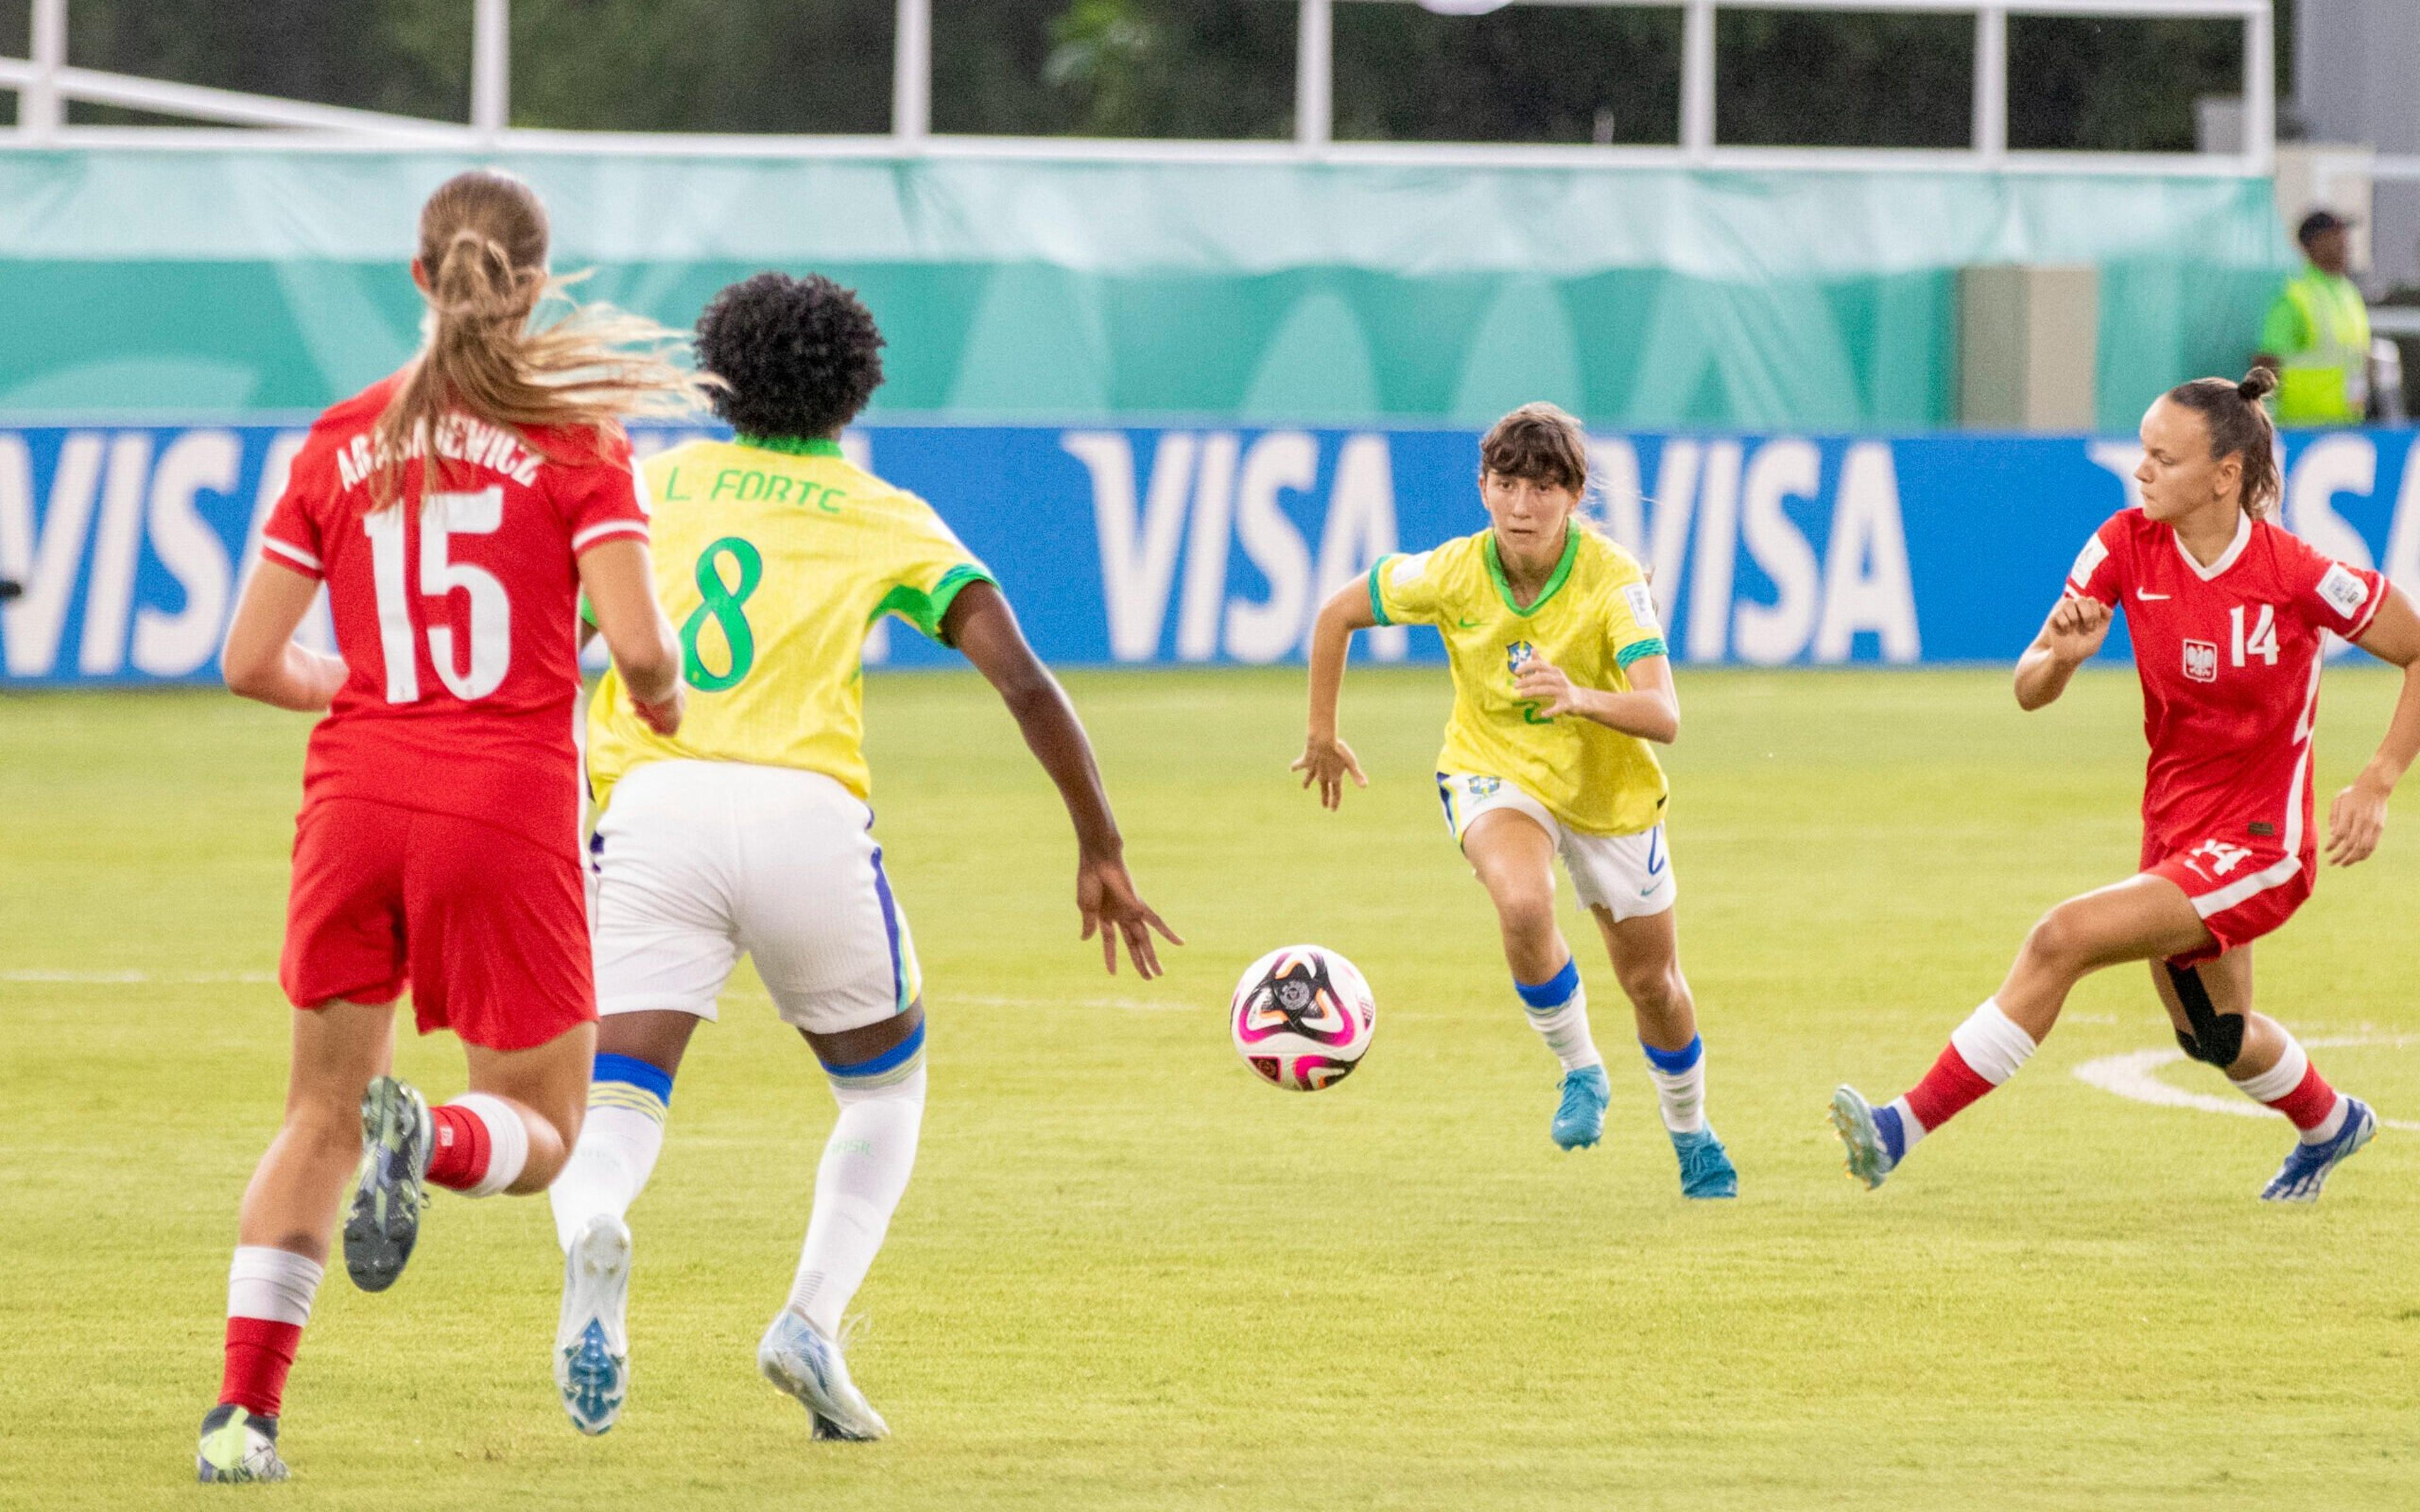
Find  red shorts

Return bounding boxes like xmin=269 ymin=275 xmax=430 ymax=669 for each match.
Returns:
xmin=2141 ymin=833 xmax=2312 ymax=968
xmin=281 ymin=797 xmax=594 ymax=1051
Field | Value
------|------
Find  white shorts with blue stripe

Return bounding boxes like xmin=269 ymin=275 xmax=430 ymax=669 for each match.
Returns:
xmin=1434 ymin=772 xmax=1676 ymax=922
xmin=589 ymin=760 xmax=923 ymax=1041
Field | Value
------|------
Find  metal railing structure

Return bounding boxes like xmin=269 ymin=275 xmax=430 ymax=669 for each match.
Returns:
xmin=1 ymin=0 xmax=2274 ymax=173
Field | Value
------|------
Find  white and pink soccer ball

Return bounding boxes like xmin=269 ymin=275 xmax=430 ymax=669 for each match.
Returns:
xmin=1229 ymin=944 xmax=1376 ymax=1091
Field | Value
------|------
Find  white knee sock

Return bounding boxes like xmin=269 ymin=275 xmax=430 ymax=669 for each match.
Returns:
xmin=548 ymin=1055 xmax=672 ymax=1252
xmin=1516 ymin=959 xmax=1602 ymax=1073
xmin=786 ymin=1065 xmax=926 ymax=1337
xmin=1640 ymin=1036 xmax=1707 ymax=1133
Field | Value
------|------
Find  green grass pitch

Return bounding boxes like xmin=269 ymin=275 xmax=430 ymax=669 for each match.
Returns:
xmin=4 ymin=666 xmax=2417 ymax=1510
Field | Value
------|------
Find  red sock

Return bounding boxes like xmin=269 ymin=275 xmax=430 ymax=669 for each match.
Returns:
xmin=2266 ymin=1062 xmax=2341 ymax=1132
xmin=1901 ymin=1041 xmax=1997 ymax=1133
xmin=219 ymin=1317 xmax=302 ymax=1418
xmin=425 ymin=1102 xmax=491 ymax=1191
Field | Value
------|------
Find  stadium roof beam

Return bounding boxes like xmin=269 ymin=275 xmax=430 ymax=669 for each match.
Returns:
xmin=1 ymin=0 xmax=2274 ymax=178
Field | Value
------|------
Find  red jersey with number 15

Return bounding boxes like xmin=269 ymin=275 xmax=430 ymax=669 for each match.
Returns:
xmin=2065 ymin=508 xmax=2386 ymax=860
xmin=259 ymin=375 xmax=651 ymax=851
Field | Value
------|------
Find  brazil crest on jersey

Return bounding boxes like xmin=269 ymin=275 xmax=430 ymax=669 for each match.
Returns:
xmin=585 ymin=437 xmax=994 ymax=813
xmin=1369 ymin=525 xmax=1670 ymax=836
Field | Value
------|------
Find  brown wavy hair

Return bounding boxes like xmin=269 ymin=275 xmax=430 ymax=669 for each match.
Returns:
xmin=369 ymin=169 xmax=712 ymax=507
xmin=2165 ymin=367 xmax=2283 ymax=519
xmin=1480 ymin=402 xmax=1591 ymax=494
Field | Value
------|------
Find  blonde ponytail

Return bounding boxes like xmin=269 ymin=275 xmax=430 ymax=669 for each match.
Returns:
xmin=371 ymin=169 xmax=713 ymax=508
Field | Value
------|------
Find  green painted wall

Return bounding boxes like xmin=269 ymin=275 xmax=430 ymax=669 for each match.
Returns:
xmin=0 ymin=150 xmax=2295 ymax=430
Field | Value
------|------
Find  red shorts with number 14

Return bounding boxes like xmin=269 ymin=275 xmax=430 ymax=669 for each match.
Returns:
xmin=280 ymin=796 xmax=594 ymax=1051
xmin=2141 ymin=832 xmax=2312 ymax=969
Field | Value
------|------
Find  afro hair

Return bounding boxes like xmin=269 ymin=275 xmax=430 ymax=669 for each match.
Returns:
xmin=694 ymin=272 xmax=885 ymax=440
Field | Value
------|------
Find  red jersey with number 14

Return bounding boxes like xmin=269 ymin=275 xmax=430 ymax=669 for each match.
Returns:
xmin=2065 ymin=508 xmax=2385 ymax=863
xmin=260 ymin=375 xmax=651 ymax=850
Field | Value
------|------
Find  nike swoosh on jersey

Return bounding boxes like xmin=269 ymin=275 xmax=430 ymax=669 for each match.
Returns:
xmin=1456 ymin=617 xmax=1482 ymax=628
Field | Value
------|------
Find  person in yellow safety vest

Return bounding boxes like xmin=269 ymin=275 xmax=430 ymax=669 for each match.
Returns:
xmin=2256 ymin=210 xmax=2373 ymax=427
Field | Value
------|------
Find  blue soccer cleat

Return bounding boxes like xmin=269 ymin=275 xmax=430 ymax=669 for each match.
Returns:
xmin=1671 ymin=1126 xmax=1738 ymax=1199
xmin=195 ymin=1404 xmax=287 ymax=1484
xmin=342 ymin=1075 xmax=430 ymax=1293
xmin=1551 ymin=1065 xmax=1610 ymax=1150
xmin=2261 ymin=1097 xmax=2377 ymax=1203
xmin=1829 ymin=1085 xmax=1896 ymax=1191
xmin=556 ymin=1212 xmax=633 ymax=1435
xmin=759 ymin=1308 xmax=889 ymax=1441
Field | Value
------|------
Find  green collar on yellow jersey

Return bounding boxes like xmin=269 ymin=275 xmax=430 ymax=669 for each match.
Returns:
xmin=735 ymin=434 xmax=844 ymax=457
xmin=1482 ymin=526 xmax=1581 ymax=616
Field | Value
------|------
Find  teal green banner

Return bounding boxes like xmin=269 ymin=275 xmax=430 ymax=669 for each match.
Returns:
xmin=0 ymin=150 xmax=2295 ymax=430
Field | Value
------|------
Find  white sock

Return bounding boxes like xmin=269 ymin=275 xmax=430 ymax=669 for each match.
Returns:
xmin=2230 ymin=1036 xmax=2348 ymax=1144
xmin=787 ymin=1065 xmax=926 ymax=1337
xmin=1516 ymin=960 xmax=1603 ymax=1073
xmin=1885 ymin=1095 xmax=1928 ymax=1154
xmin=1949 ymin=998 xmax=2039 ymax=1083
xmin=548 ymin=1055 xmax=673 ymax=1249
xmin=1640 ymin=1036 xmax=1707 ymax=1133
xmin=228 ymin=1246 xmax=323 ymax=1326
xmin=444 ymin=1092 xmax=530 ymax=1198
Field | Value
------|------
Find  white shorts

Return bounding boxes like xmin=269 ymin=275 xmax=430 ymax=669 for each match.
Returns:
xmin=1434 ymin=772 xmax=1676 ymax=922
xmin=589 ymin=760 xmax=922 ymax=1037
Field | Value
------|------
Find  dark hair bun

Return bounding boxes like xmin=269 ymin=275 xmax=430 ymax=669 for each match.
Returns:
xmin=2238 ymin=366 xmax=2280 ymax=403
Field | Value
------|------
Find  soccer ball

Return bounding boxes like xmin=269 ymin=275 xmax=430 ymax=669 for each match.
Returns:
xmin=1229 ymin=944 xmax=1376 ymax=1091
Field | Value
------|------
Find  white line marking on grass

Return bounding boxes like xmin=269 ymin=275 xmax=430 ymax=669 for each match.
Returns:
xmin=3 ymin=969 xmax=275 ymax=985
xmin=722 ymin=988 xmax=1195 ymax=1014
xmin=2074 ymin=1036 xmax=2420 ymax=1132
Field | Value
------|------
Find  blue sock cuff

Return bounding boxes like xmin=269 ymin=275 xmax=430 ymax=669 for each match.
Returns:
xmin=824 ymin=1019 xmax=926 ymax=1082
xmin=1514 ymin=958 xmax=1582 ymax=1011
xmin=1639 ymin=1035 xmax=1703 ymax=1075
xmin=1873 ymin=1103 xmax=1906 ymax=1162
xmin=594 ymin=1051 xmax=674 ymax=1106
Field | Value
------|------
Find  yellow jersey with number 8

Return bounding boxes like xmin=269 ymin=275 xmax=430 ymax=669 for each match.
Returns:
xmin=1369 ymin=525 xmax=1669 ymax=837
xmin=585 ymin=436 xmax=993 ymax=815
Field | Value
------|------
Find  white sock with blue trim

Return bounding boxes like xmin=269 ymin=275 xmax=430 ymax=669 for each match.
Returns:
xmin=788 ymin=1062 xmax=926 ymax=1337
xmin=1516 ymin=959 xmax=1603 ymax=1073
xmin=548 ymin=1053 xmax=673 ymax=1252
xmin=1640 ymin=1036 xmax=1707 ymax=1133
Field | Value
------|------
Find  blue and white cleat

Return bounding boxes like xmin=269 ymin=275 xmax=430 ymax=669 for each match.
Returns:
xmin=1829 ymin=1085 xmax=1896 ymax=1191
xmin=2261 ymin=1097 xmax=2377 ymax=1203
xmin=758 ymin=1307 xmax=889 ymax=1441
xmin=556 ymin=1212 xmax=633 ymax=1436
xmin=342 ymin=1075 xmax=431 ymax=1293
xmin=196 ymin=1404 xmax=287 ymax=1484
xmin=1551 ymin=1065 xmax=1610 ymax=1150
xmin=1672 ymin=1126 xmax=1738 ymax=1199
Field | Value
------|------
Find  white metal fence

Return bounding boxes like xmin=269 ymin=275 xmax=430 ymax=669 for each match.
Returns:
xmin=1 ymin=0 xmax=2274 ymax=173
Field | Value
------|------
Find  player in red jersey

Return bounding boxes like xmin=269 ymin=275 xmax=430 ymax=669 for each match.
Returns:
xmin=194 ymin=170 xmax=705 ymax=1483
xmin=1832 ymin=367 xmax=2420 ymax=1201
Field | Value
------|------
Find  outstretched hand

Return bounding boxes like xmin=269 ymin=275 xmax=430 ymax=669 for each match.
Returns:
xmin=1291 ymin=734 xmax=1368 ymax=810
xmin=1077 ymin=851 xmax=1184 ymax=978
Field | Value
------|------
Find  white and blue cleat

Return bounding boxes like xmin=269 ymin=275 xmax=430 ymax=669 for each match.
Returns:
xmin=556 ymin=1212 xmax=633 ymax=1435
xmin=1672 ymin=1126 xmax=1738 ymax=1199
xmin=758 ymin=1307 xmax=889 ymax=1441
xmin=2261 ymin=1097 xmax=2377 ymax=1203
xmin=1829 ymin=1085 xmax=1896 ymax=1191
xmin=342 ymin=1075 xmax=430 ymax=1293
xmin=195 ymin=1404 xmax=287 ymax=1484
xmin=1550 ymin=1065 xmax=1610 ymax=1150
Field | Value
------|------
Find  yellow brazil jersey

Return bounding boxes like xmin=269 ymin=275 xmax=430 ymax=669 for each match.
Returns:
xmin=586 ymin=436 xmax=994 ymax=813
xmin=1369 ymin=525 xmax=1670 ymax=837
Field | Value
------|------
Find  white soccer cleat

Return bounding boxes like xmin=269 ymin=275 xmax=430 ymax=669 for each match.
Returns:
xmin=555 ymin=1213 xmax=633 ymax=1435
xmin=758 ymin=1307 xmax=889 ymax=1441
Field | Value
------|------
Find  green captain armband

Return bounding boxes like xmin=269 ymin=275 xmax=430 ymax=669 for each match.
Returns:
xmin=1367 ymin=555 xmax=1397 ymax=627
xmin=1616 ymin=636 xmax=1668 ymax=668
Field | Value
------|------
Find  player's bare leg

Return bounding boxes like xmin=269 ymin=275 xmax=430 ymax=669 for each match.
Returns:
xmin=548 ymin=1010 xmax=700 ymax=1436
xmin=758 ymin=1008 xmax=928 ymax=1441
xmin=1463 ymin=809 xmax=1608 ymax=1149
xmin=1834 ymin=874 xmax=2209 ymax=1189
xmin=1594 ymin=907 xmax=1735 ymax=1197
xmin=2145 ymin=951 xmax=2375 ymax=1201
xmin=200 ymin=999 xmax=395 ymax=1482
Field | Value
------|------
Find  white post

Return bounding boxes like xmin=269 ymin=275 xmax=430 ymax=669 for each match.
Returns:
xmin=2242 ymin=0 xmax=2274 ymax=175
xmin=1297 ymin=0 xmax=1332 ymax=150
xmin=1681 ymin=0 xmax=1715 ymax=161
xmin=1972 ymin=6 xmax=2006 ymax=163
xmin=892 ymin=0 xmax=930 ymax=144
xmin=471 ymin=0 xmax=509 ymax=138
xmin=23 ymin=0 xmax=66 ymax=142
